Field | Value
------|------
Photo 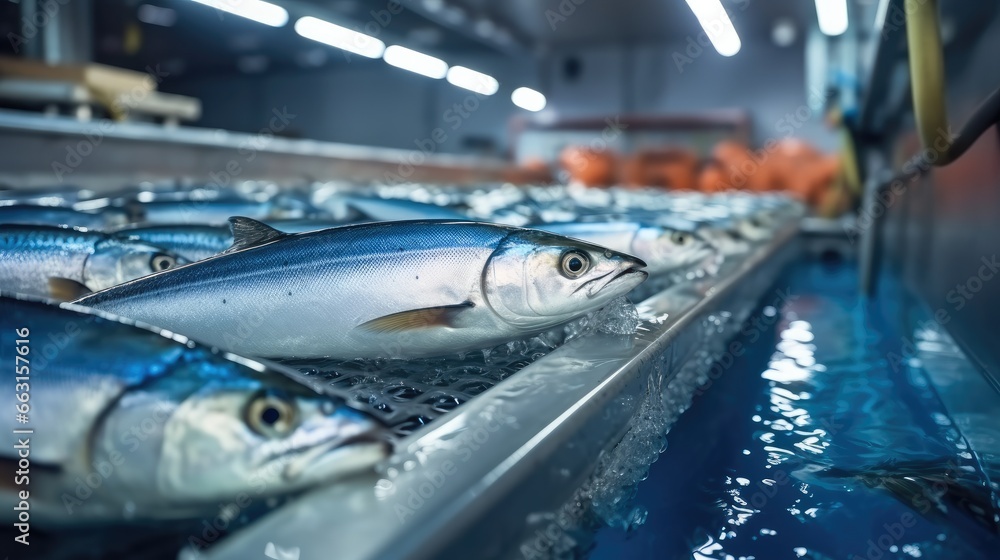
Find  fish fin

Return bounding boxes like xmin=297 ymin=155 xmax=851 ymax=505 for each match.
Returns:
xmin=358 ymin=302 xmax=475 ymax=333
xmin=48 ymin=277 xmax=92 ymax=301
xmin=223 ymin=217 xmax=287 ymax=254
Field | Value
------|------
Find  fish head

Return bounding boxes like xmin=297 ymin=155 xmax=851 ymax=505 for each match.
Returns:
xmin=483 ymin=229 xmax=648 ymax=329
xmin=84 ymin=238 xmax=188 ymax=290
xmin=736 ymin=216 xmax=772 ymax=241
xmin=632 ymin=227 xmax=716 ymax=275
xmin=96 ymin=359 xmax=388 ymax=504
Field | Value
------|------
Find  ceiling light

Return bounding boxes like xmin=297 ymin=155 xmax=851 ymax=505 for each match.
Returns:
xmin=511 ymin=87 xmax=546 ymax=112
xmin=294 ymin=16 xmax=386 ymax=59
xmin=446 ymin=66 xmax=499 ymax=95
xmin=684 ymin=0 xmax=741 ymax=57
xmin=383 ymin=45 xmax=448 ymax=78
xmin=188 ymin=0 xmax=287 ymax=27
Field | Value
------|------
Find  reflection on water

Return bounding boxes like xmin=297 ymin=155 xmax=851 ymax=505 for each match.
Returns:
xmin=590 ymin=258 xmax=999 ymax=560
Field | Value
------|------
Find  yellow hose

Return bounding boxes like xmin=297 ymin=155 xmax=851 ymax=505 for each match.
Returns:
xmin=905 ymin=0 xmax=956 ymax=164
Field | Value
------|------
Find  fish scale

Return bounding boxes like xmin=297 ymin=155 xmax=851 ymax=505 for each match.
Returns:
xmin=75 ymin=220 xmax=647 ymax=359
xmin=0 ymin=295 xmax=388 ymax=523
xmin=0 ymin=224 xmax=187 ymax=298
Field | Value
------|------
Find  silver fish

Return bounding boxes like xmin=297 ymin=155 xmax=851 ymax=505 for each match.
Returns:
xmin=0 ymin=224 xmax=189 ymax=299
xmin=127 ymin=198 xmax=300 ymax=225
xmin=264 ymin=217 xmax=364 ymax=234
xmin=535 ymin=222 xmax=716 ymax=277
xmin=0 ymin=204 xmax=129 ymax=229
xmin=111 ymin=224 xmax=234 ymax=262
xmin=74 ymin=219 xmax=647 ymax=359
xmin=0 ymin=294 xmax=388 ymax=523
xmin=340 ymin=196 xmax=469 ymax=221
xmin=109 ymin=221 xmax=363 ymax=263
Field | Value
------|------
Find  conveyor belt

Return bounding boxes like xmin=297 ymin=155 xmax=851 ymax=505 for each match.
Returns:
xmin=206 ymin=220 xmax=801 ymax=560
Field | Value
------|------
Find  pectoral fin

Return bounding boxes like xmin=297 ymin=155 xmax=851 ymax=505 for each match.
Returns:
xmin=358 ymin=302 xmax=474 ymax=333
xmin=49 ymin=277 xmax=92 ymax=301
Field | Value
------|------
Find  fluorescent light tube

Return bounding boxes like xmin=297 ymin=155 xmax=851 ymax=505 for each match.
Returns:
xmin=511 ymin=87 xmax=546 ymax=112
xmin=189 ymin=0 xmax=288 ymax=27
xmin=382 ymin=45 xmax=448 ymax=78
xmin=685 ymin=0 xmax=741 ymax=57
xmin=446 ymin=66 xmax=499 ymax=95
xmin=294 ymin=16 xmax=386 ymax=59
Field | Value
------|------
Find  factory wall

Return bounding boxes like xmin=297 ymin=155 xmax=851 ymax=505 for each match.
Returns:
xmin=876 ymin=9 xmax=1000 ymax=390
xmin=167 ymin=53 xmax=539 ymax=158
xmin=168 ymin=41 xmax=836 ymax=157
xmin=543 ymin=41 xmax=838 ymax=152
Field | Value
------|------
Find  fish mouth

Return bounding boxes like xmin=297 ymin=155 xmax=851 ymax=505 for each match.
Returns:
xmin=282 ymin=429 xmax=391 ymax=483
xmin=580 ymin=265 xmax=648 ymax=298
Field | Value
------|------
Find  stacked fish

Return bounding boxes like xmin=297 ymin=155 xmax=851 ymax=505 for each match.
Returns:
xmin=0 ymin=181 xmax=798 ymax=527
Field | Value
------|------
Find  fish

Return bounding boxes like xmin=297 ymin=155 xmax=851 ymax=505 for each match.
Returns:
xmin=108 ymin=220 xmax=362 ymax=263
xmin=340 ymin=196 xmax=470 ymax=221
xmin=73 ymin=219 xmax=648 ymax=359
xmin=0 ymin=186 xmax=96 ymax=206
xmin=0 ymin=224 xmax=189 ymax=299
xmin=0 ymin=294 xmax=388 ymax=523
xmin=805 ymin=460 xmax=1000 ymax=548
xmin=111 ymin=224 xmax=234 ymax=262
xmin=107 ymin=190 xmax=307 ymax=225
xmin=0 ymin=204 xmax=129 ymax=229
xmin=124 ymin=197 xmax=302 ymax=225
xmin=534 ymin=222 xmax=716 ymax=277
xmin=264 ymin=217 xmax=364 ymax=234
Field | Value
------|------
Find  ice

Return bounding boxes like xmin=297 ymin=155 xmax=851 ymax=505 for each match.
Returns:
xmin=286 ymin=297 xmax=641 ymax=435
xmin=593 ymin=296 xmax=640 ymax=335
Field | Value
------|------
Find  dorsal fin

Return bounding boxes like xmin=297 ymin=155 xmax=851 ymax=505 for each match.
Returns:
xmin=223 ymin=217 xmax=286 ymax=254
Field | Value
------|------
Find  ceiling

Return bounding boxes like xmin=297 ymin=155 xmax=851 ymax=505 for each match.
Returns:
xmin=10 ymin=0 xmax=826 ymax=79
xmin=469 ymin=0 xmax=819 ymax=48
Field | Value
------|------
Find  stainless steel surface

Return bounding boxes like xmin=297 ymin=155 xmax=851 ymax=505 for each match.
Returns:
xmin=859 ymin=0 xmax=1000 ymax=389
xmin=206 ymin=222 xmax=800 ymax=560
xmin=0 ymin=109 xmax=516 ymax=188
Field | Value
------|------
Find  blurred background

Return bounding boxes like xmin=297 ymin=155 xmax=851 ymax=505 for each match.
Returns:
xmin=0 ymin=0 xmax=886 ymax=216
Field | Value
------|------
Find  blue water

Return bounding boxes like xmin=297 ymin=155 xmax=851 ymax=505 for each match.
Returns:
xmin=590 ymin=257 xmax=999 ymax=560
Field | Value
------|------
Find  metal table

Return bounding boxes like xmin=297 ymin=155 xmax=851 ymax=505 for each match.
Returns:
xmin=205 ymin=221 xmax=802 ymax=560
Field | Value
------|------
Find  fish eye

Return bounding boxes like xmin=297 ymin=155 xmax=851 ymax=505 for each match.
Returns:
xmin=245 ymin=393 xmax=297 ymax=438
xmin=559 ymin=251 xmax=590 ymax=278
xmin=670 ymin=232 xmax=690 ymax=246
xmin=150 ymin=253 xmax=176 ymax=272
